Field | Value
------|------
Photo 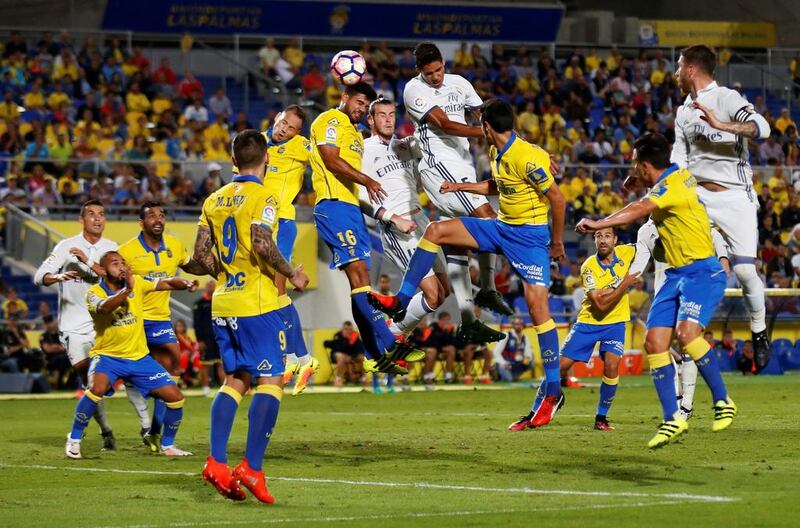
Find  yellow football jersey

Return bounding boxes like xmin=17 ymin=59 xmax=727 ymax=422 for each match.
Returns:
xmin=86 ymin=276 xmax=156 ymax=360
xmin=488 ymin=132 xmax=555 ymax=225
xmin=198 ymin=174 xmax=281 ymax=318
xmin=309 ymin=108 xmax=364 ymax=206
xmin=117 ymin=233 xmax=190 ymax=322
xmin=577 ymin=244 xmax=636 ymax=325
xmin=646 ymin=165 xmax=715 ymax=269
xmin=264 ymin=132 xmax=311 ymax=220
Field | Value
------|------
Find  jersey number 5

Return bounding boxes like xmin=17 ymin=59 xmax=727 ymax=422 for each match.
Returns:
xmin=221 ymin=217 xmax=238 ymax=264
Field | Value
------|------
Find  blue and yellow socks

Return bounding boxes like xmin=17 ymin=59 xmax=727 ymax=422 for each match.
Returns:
xmin=351 ymin=286 xmax=396 ymax=359
xmin=209 ymin=385 xmax=241 ymax=463
xmin=598 ymin=376 xmax=619 ymax=417
xmin=70 ymin=391 xmax=102 ymax=440
xmin=685 ymin=336 xmax=728 ymax=402
xmin=160 ymin=399 xmax=184 ymax=448
xmin=244 ymin=384 xmax=282 ymax=471
xmin=150 ymin=376 xmax=180 ymax=435
xmin=535 ymin=319 xmax=561 ymax=396
xmin=649 ymin=351 xmax=679 ymax=420
xmin=397 ymin=239 xmax=440 ymax=307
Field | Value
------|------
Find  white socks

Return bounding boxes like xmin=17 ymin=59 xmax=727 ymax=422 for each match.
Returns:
xmin=392 ymin=292 xmax=435 ymax=334
xmin=680 ymin=355 xmax=698 ymax=411
xmin=125 ymin=383 xmax=151 ymax=430
xmin=733 ymin=262 xmax=767 ymax=333
xmin=447 ymin=256 xmax=475 ymax=325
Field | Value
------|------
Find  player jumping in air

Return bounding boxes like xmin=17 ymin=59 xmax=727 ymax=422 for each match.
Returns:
xmin=673 ymin=44 xmax=772 ymax=370
xmin=360 ymin=97 xmax=451 ymax=336
xmin=35 ymin=199 xmax=150 ymax=452
xmin=403 ymin=41 xmax=514 ymax=343
xmin=197 ymin=130 xmax=309 ymax=503
xmin=577 ymin=133 xmax=736 ymax=448
xmin=310 ymin=82 xmax=423 ymax=374
xmin=118 ymin=201 xmax=209 ymax=452
xmin=526 ymin=227 xmax=639 ymax=432
xmin=370 ymin=99 xmax=568 ymax=428
xmin=65 ymin=251 xmax=198 ymax=459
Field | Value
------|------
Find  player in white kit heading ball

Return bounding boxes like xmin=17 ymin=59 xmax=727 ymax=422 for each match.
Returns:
xmin=671 ymin=44 xmax=772 ymax=371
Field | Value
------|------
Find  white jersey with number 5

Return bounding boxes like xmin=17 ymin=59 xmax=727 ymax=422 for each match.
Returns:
xmin=671 ymin=81 xmax=770 ymax=193
xmin=403 ymin=73 xmax=482 ymax=169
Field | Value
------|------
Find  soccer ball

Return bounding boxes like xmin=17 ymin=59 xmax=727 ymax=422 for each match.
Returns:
xmin=330 ymin=50 xmax=367 ymax=85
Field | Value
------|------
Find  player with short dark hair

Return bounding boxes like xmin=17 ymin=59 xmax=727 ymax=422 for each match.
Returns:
xmin=65 ymin=251 xmax=198 ymax=459
xmin=370 ymin=98 xmax=568 ymax=428
xmin=577 ymin=132 xmax=736 ymax=448
xmin=309 ymin=82 xmax=422 ymax=375
xmin=196 ymin=129 xmax=310 ymax=503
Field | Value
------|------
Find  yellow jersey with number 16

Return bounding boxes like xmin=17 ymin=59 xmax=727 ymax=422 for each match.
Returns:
xmin=309 ymin=108 xmax=363 ymax=207
xmin=198 ymin=174 xmax=281 ymax=318
xmin=488 ymin=132 xmax=555 ymax=226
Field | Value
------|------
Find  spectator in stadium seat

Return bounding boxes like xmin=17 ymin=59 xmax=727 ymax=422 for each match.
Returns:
xmin=421 ymin=312 xmax=457 ymax=387
xmin=549 ymin=262 xmax=566 ymax=296
xmin=2 ymin=288 xmax=29 ymax=319
xmin=302 ymin=64 xmax=326 ymax=105
xmin=2 ymin=314 xmax=35 ymax=371
xmin=258 ymin=37 xmax=280 ymax=78
xmin=766 ymin=245 xmax=794 ymax=279
xmin=152 ymin=58 xmax=178 ymax=95
xmin=737 ymin=340 xmax=757 ymax=375
xmin=459 ymin=341 xmax=492 ymax=384
xmin=40 ymin=314 xmax=70 ymax=388
xmin=759 ymin=133 xmax=785 ymax=165
xmin=325 ymin=321 xmax=366 ymax=387
xmin=493 ymin=317 xmax=533 ymax=382
xmin=182 ymin=95 xmax=209 ymax=124
xmin=564 ymin=263 xmax=582 ymax=295
xmin=3 ymin=31 xmax=28 ymax=59
xmin=775 ymin=108 xmax=797 ymax=135
xmin=716 ymin=330 xmax=737 ymax=361
xmin=178 ymin=71 xmax=203 ymax=103
xmin=452 ymin=42 xmax=474 ymax=69
xmin=283 ymin=37 xmax=305 ymax=70
xmin=208 ymin=87 xmax=232 ymax=119
xmin=376 ymin=274 xmax=392 ymax=296
xmin=703 ymin=330 xmax=716 ymax=347
xmin=628 ymin=280 xmax=650 ymax=316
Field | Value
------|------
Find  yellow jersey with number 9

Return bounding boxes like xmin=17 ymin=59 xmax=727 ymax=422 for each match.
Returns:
xmin=646 ymin=164 xmax=714 ymax=269
xmin=198 ymin=174 xmax=281 ymax=318
xmin=309 ymin=108 xmax=363 ymax=206
xmin=117 ymin=233 xmax=190 ymax=322
xmin=577 ymin=244 xmax=636 ymax=325
xmin=86 ymin=276 xmax=157 ymax=360
xmin=488 ymin=132 xmax=554 ymax=225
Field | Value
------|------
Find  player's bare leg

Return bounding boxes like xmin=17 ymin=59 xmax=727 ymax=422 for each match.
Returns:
xmin=469 ymin=203 xmax=513 ymax=316
xmin=72 ymin=358 xmax=115 ymax=450
xmin=370 ymin=218 xmax=505 ymax=344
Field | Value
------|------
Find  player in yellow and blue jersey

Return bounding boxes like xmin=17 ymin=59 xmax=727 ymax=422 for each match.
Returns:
xmin=310 ymin=81 xmax=422 ymax=374
xmin=194 ymin=130 xmax=309 ymax=504
xmin=533 ymin=228 xmax=639 ymax=431
xmin=118 ymin=201 xmax=207 ymax=451
xmin=369 ymin=99 xmax=568 ymax=429
xmin=577 ymin=133 xmax=736 ymax=448
xmin=64 ymin=251 xmax=198 ymax=459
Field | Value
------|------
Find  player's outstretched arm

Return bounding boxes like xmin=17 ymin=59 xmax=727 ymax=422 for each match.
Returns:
xmin=440 ymin=179 xmax=497 ymax=196
xmin=587 ymin=272 xmax=641 ymax=314
xmin=576 ymin=198 xmax=655 ymax=233
xmin=156 ymin=277 xmax=199 ymax=292
xmin=425 ymin=107 xmax=484 ymax=138
xmin=693 ymin=100 xmax=770 ymax=140
xmin=319 ymin=144 xmax=387 ymax=203
xmin=544 ymin=184 xmax=567 ymax=261
xmin=251 ymin=224 xmax=309 ymax=291
xmin=185 ymin=226 xmax=220 ymax=277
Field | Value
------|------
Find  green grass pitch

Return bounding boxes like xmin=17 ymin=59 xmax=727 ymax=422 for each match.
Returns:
xmin=1 ymin=374 xmax=799 ymax=528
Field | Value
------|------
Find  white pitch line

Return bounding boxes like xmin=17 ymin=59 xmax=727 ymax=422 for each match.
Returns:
xmin=0 ymin=463 xmax=737 ymax=503
xmin=98 ymin=500 xmax=687 ymax=528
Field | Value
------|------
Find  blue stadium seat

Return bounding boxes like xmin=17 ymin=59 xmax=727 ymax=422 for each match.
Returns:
xmin=512 ymin=296 xmax=528 ymax=315
xmin=714 ymin=347 xmax=736 ymax=372
xmin=760 ymin=353 xmax=785 ymax=375
xmin=780 ymin=341 xmax=800 ymax=371
xmin=548 ymin=296 xmax=567 ymax=323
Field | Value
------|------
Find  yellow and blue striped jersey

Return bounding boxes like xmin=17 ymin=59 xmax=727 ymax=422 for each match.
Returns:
xmin=198 ymin=174 xmax=281 ymax=318
xmin=86 ymin=276 xmax=156 ymax=360
xmin=488 ymin=132 xmax=555 ymax=225
xmin=309 ymin=108 xmax=364 ymax=206
xmin=646 ymin=164 xmax=715 ymax=268
xmin=117 ymin=233 xmax=190 ymax=322
xmin=264 ymin=131 xmax=311 ymax=220
xmin=577 ymin=244 xmax=636 ymax=325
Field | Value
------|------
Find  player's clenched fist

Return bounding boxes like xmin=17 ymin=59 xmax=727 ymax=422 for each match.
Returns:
xmin=289 ymin=264 xmax=310 ymax=292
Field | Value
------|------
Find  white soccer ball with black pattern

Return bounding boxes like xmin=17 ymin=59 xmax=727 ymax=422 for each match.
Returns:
xmin=330 ymin=50 xmax=367 ymax=85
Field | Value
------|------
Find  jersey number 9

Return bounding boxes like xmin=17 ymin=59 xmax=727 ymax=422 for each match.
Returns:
xmin=278 ymin=330 xmax=287 ymax=351
xmin=221 ymin=217 xmax=238 ymax=264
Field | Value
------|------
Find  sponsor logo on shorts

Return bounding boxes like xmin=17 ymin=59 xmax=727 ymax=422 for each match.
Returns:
xmin=148 ymin=371 xmax=171 ymax=382
xmin=151 ymin=328 xmax=175 ymax=338
xmin=511 ymin=261 xmax=545 ymax=282
xmin=681 ymin=301 xmax=702 ymax=319
xmin=257 ymin=359 xmax=273 ymax=371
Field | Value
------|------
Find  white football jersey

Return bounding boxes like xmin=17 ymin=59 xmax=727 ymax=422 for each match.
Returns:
xmin=402 ymin=73 xmax=482 ymax=168
xmin=34 ymin=234 xmax=118 ymax=334
xmin=671 ymin=81 xmax=770 ymax=193
xmin=360 ymin=135 xmax=422 ymax=218
xmin=630 ymin=220 xmax=729 ymax=294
